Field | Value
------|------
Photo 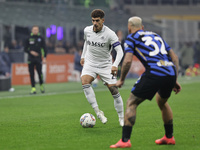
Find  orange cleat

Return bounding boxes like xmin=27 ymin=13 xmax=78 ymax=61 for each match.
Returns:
xmin=155 ymin=135 xmax=175 ymax=145
xmin=110 ymin=139 xmax=132 ymax=148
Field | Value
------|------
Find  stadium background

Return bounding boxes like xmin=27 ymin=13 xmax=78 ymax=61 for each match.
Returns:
xmin=0 ymin=0 xmax=200 ymax=86
xmin=0 ymin=1 xmax=200 ymax=150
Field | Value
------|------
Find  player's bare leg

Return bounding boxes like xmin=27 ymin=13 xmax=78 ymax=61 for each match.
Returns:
xmin=108 ymin=84 xmax=124 ymax=126
xmin=81 ymin=75 xmax=107 ymax=124
xmin=110 ymin=93 xmax=145 ymax=148
xmin=155 ymin=93 xmax=175 ymax=145
xmin=156 ymin=93 xmax=173 ymax=124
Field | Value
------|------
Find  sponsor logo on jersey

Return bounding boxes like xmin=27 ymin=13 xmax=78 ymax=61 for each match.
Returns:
xmin=87 ymin=40 xmax=105 ymax=47
xmin=124 ymin=42 xmax=128 ymax=49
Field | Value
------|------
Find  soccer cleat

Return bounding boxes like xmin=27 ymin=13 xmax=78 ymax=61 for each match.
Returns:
xmin=110 ymin=139 xmax=132 ymax=148
xmin=155 ymin=135 xmax=175 ymax=145
xmin=97 ymin=110 xmax=107 ymax=124
xmin=30 ymin=87 xmax=36 ymax=94
xmin=119 ymin=117 xmax=124 ymax=127
xmin=40 ymin=84 xmax=45 ymax=93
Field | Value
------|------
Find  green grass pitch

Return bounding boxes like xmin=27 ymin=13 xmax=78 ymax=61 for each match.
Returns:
xmin=0 ymin=76 xmax=200 ymax=150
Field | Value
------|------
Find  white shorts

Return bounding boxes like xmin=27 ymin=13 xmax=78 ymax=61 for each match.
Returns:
xmin=81 ymin=62 xmax=117 ymax=85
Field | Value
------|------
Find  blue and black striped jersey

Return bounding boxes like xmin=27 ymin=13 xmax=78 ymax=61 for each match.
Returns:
xmin=124 ymin=30 xmax=176 ymax=76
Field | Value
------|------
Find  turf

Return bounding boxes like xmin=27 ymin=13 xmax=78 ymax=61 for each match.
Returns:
xmin=0 ymin=76 xmax=200 ymax=150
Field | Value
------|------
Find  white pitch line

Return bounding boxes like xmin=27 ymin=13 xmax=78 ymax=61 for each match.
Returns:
xmin=0 ymin=78 xmax=199 ymax=100
xmin=0 ymin=86 xmax=117 ymax=100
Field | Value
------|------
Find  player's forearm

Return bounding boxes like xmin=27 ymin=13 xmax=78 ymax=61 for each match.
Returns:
xmin=169 ymin=49 xmax=179 ymax=77
xmin=112 ymin=45 xmax=124 ymax=67
xmin=81 ymin=41 xmax=87 ymax=59
xmin=120 ymin=53 xmax=133 ymax=81
xmin=173 ymin=58 xmax=179 ymax=77
xmin=120 ymin=61 xmax=131 ymax=81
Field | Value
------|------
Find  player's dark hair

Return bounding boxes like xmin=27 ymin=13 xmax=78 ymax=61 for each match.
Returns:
xmin=91 ymin=9 xmax=105 ymax=18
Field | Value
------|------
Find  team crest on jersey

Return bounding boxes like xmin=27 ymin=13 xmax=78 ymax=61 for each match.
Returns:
xmin=38 ymin=38 xmax=41 ymax=42
xmin=101 ymin=36 xmax=104 ymax=39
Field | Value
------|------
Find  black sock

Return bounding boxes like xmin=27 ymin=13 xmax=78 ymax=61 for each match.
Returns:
xmin=164 ymin=124 xmax=173 ymax=138
xmin=122 ymin=126 xmax=133 ymax=142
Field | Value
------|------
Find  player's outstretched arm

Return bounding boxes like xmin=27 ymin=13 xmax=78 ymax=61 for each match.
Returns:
xmin=112 ymin=45 xmax=124 ymax=68
xmin=111 ymin=45 xmax=124 ymax=76
xmin=117 ymin=52 xmax=133 ymax=88
xmin=80 ymin=41 xmax=87 ymax=66
xmin=168 ymin=49 xmax=181 ymax=94
xmin=168 ymin=49 xmax=179 ymax=77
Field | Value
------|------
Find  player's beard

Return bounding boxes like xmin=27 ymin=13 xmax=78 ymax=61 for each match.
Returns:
xmin=94 ymin=24 xmax=103 ymax=32
xmin=94 ymin=25 xmax=98 ymax=32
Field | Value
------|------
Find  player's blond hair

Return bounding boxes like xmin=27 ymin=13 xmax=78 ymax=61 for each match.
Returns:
xmin=128 ymin=16 xmax=143 ymax=28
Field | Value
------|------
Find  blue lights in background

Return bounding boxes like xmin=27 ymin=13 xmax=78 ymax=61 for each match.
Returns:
xmin=51 ymin=25 xmax=57 ymax=35
xmin=46 ymin=28 xmax=51 ymax=38
xmin=57 ymin=27 xmax=63 ymax=40
xmin=46 ymin=25 xmax=63 ymax=40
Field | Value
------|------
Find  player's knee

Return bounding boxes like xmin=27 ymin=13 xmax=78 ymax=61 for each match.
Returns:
xmin=127 ymin=94 xmax=145 ymax=107
xmin=81 ymin=76 xmax=94 ymax=85
xmin=108 ymin=86 xmax=118 ymax=95
xmin=156 ymin=99 xmax=167 ymax=110
xmin=81 ymin=78 xmax=91 ymax=85
xmin=81 ymin=80 xmax=89 ymax=85
xmin=126 ymin=98 xmax=137 ymax=107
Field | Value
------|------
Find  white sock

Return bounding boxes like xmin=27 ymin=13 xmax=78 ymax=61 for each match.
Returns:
xmin=82 ymin=84 xmax=99 ymax=113
xmin=93 ymin=106 xmax=100 ymax=115
xmin=113 ymin=93 xmax=124 ymax=118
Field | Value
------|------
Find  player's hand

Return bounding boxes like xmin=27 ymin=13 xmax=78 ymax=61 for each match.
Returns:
xmin=173 ymin=81 xmax=181 ymax=94
xmin=116 ymin=79 xmax=124 ymax=88
xmin=42 ymin=58 xmax=46 ymax=64
xmin=80 ymin=58 xmax=84 ymax=66
xmin=111 ymin=66 xmax=118 ymax=76
xmin=30 ymin=51 xmax=39 ymax=56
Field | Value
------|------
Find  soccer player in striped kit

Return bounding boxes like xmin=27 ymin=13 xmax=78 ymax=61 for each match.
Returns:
xmin=80 ymin=9 xmax=124 ymax=126
xmin=110 ymin=16 xmax=181 ymax=148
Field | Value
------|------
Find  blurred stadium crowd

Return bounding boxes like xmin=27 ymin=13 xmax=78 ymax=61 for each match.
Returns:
xmin=0 ymin=0 xmax=200 ymax=78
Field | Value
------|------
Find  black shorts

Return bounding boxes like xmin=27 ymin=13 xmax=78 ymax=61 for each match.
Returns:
xmin=131 ymin=75 xmax=176 ymax=100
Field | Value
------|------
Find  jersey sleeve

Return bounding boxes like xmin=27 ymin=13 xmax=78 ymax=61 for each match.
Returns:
xmin=109 ymin=31 xmax=120 ymax=48
xmin=124 ymin=35 xmax=135 ymax=54
xmin=83 ymin=27 xmax=87 ymax=40
xmin=163 ymin=39 xmax=171 ymax=52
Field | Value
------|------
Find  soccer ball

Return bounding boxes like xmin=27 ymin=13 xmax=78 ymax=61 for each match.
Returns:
xmin=80 ymin=113 xmax=96 ymax=128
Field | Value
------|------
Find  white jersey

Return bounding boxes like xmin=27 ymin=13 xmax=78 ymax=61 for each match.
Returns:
xmin=83 ymin=25 xmax=119 ymax=67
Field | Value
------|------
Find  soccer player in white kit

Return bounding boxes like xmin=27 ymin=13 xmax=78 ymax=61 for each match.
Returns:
xmin=80 ymin=9 xmax=124 ymax=126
